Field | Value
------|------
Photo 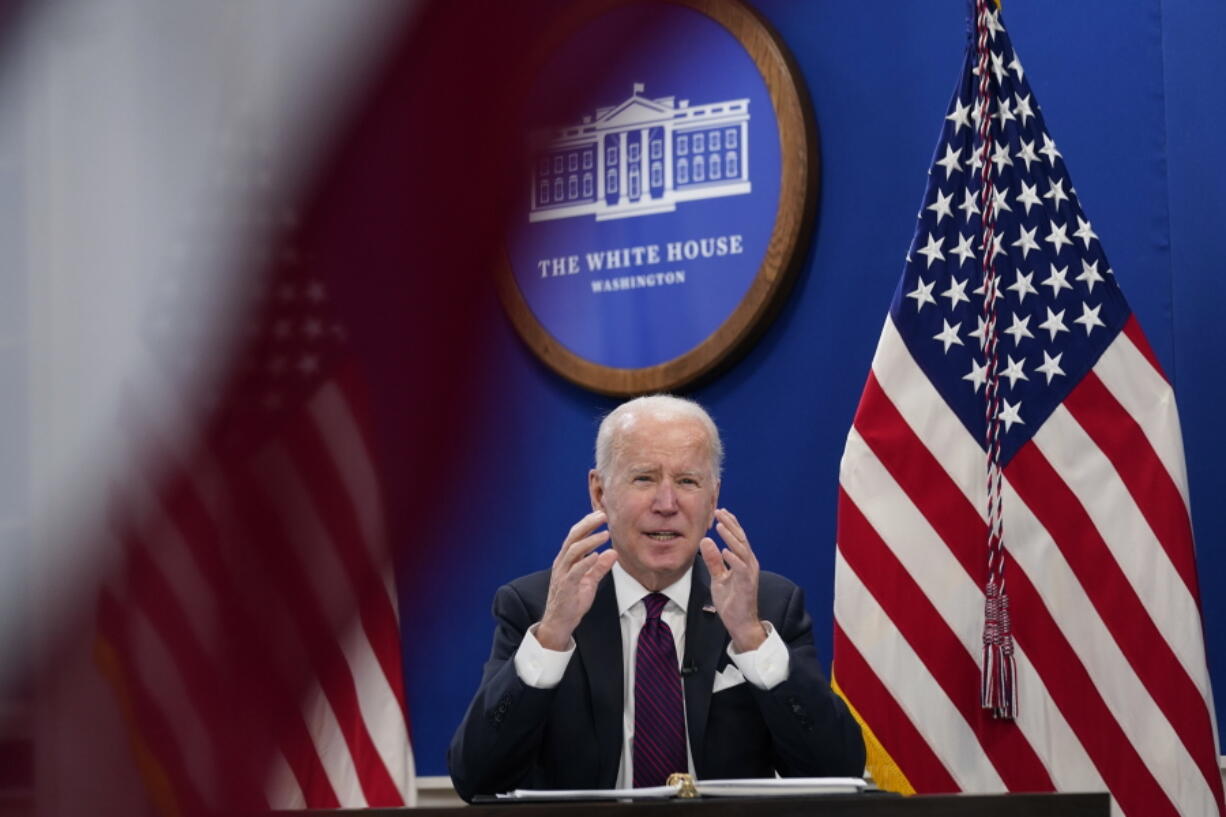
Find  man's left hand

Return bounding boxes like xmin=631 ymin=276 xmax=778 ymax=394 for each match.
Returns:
xmin=700 ymin=507 xmax=766 ymax=652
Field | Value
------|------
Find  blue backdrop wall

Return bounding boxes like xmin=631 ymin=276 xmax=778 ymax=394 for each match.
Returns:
xmin=399 ymin=0 xmax=1226 ymax=777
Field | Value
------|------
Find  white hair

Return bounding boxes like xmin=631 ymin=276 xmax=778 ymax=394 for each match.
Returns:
xmin=594 ymin=394 xmax=723 ymax=480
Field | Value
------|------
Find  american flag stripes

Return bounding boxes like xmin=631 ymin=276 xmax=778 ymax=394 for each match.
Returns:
xmin=95 ymin=228 xmax=415 ymax=813
xmin=832 ymin=3 xmax=1223 ymax=816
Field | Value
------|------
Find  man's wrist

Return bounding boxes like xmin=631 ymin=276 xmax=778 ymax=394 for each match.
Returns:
xmin=534 ymin=618 xmax=574 ymax=652
xmin=728 ymin=621 xmax=768 ymax=654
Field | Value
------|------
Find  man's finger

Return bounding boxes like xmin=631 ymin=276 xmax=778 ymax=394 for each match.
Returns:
xmin=716 ymin=508 xmax=750 ymax=549
xmin=585 ymin=549 xmax=619 ymax=584
xmin=722 ymin=546 xmax=748 ymax=573
xmin=700 ymin=537 xmax=727 ymax=579
xmin=561 ymin=529 xmax=610 ymax=570
xmin=560 ymin=510 xmax=608 ymax=554
xmin=715 ymin=521 xmax=752 ymax=562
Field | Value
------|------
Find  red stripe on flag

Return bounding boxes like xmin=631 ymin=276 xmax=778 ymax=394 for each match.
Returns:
xmin=331 ymin=361 xmax=381 ymax=471
xmin=1062 ymin=371 xmax=1201 ymax=602
xmin=228 ymin=463 xmax=403 ymax=807
xmin=267 ymin=689 xmax=342 ymax=809
xmin=1121 ymin=315 xmax=1166 ymax=381
xmin=97 ymin=591 xmax=208 ymax=817
xmin=1004 ymin=562 xmax=1179 ymax=817
xmin=114 ymin=418 xmax=232 ymax=603
xmin=854 ymin=372 xmax=984 ymax=585
xmin=832 ymin=624 xmax=959 ymax=793
xmin=838 ymin=489 xmax=1055 ymax=792
xmin=156 ymin=477 xmax=232 ymax=600
xmin=850 ymin=369 xmax=1196 ymax=812
xmin=1007 ymin=442 xmax=1224 ymax=813
xmin=119 ymin=533 xmax=260 ymax=809
xmin=148 ymin=459 xmax=342 ymax=808
xmin=281 ymin=407 xmax=406 ymax=715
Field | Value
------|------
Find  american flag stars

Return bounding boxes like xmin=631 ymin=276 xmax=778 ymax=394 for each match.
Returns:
xmin=245 ymin=271 xmax=343 ymax=415
xmin=892 ymin=21 xmax=1130 ymax=465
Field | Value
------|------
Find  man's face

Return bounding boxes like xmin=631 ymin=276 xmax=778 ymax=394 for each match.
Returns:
xmin=589 ymin=413 xmax=719 ymax=591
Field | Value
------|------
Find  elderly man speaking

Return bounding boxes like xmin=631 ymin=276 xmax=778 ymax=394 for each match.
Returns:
xmin=448 ymin=395 xmax=865 ymax=800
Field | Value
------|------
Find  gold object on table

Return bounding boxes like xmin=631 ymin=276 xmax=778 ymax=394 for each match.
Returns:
xmin=667 ymin=773 xmax=698 ymax=799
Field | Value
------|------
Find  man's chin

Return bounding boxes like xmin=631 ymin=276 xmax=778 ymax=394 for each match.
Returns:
xmin=640 ymin=550 xmax=698 ymax=582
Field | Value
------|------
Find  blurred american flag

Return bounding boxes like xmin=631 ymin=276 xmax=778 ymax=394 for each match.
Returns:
xmin=94 ymin=116 xmax=414 ymax=814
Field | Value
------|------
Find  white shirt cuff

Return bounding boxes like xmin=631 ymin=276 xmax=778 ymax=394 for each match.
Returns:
xmin=727 ymin=621 xmax=789 ymax=690
xmin=514 ymin=623 xmax=576 ymax=689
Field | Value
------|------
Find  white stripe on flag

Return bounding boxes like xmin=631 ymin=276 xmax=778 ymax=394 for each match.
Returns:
xmin=1093 ymin=333 xmax=1190 ymax=506
xmin=835 ymin=553 xmax=1007 ymax=792
xmin=128 ymin=603 xmax=215 ymax=806
xmin=841 ymin=414 xmax=1103 ymax=795
xmin=253 ymin=444 xmax=409 ymax=801
xmin=264 ymin=749 xmax=306 ymax=811
xmin=254 ymin=445 xmax=351 ymax=626
xmin=1009 ymin=646 xmax=1106 ymax=794
xmin=1003 ymin=480 xmax=1218 ymax=817
xmin=1032 ymin=405 xmax=1210 ymax=696
xmin=133 ymin=483 xmax=222 ymax=663
xmin=854 ymin=316 xmax=1165 ymax=803
xmin=309 ymin=382 xmax=399 ymax=616
xmin=840 ymin=427 xmax=982 ymax=651
xmin=338 ymin=615 xmax=414 ymax=796
xmin=870 ymin=318 xmax=984 ymax=505
xmin=301 ymin=681 xmax=366 ymax=808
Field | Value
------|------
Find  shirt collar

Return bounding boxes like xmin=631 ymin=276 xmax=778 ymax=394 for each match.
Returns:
xmin=612 ymin=561 xmax=691 ymax=617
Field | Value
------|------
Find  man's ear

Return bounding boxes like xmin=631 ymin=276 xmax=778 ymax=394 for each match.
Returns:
xmin=589 ymin=469 xmax=605 ymax=512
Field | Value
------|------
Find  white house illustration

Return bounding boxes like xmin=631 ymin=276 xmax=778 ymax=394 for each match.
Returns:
xmin=528 ymin=83 xmax=751 ymax=222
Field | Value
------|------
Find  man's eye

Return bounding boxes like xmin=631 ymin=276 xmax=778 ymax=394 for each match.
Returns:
xmin=678 ymin=478 xmax=698 ymax=486
xmin=633 ymin=475 xmax=653 ymax=483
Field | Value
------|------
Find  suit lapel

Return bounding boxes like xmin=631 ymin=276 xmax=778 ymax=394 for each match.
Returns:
xmin=574 ymin=574 xmax=623 ymax=787
xmin=682 ymin=559 xmax=727 ymax=775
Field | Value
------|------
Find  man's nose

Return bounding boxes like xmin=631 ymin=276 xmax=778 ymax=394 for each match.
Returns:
xmin=652 ymin=481 xmax=679 ymax=513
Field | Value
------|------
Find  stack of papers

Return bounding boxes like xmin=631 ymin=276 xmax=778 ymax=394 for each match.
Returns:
xmin=497 ymin=776 xmax=868 ymax=800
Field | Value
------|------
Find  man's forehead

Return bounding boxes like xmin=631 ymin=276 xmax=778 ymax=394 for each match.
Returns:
xmin=618 ymin=410 xmax=705 ymax=436
xmin=617 ymin=414 xmax=709 ymax=448
xmin=612 ymin=417 xmax=712 ymax=469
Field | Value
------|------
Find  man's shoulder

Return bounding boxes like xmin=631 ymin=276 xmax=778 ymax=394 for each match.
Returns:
xmin=499 ymin=567 xmax=553 ymax=601
xmin=487 ymin=568 xmax=553 ymax=625
xmin=758 ymin=569 xmax=801 ymax=596
xmin=755 ymin=569 xmax=807 ymax=624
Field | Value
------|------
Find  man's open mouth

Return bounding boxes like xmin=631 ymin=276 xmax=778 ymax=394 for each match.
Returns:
xmin=646 ymin=531 xmax=681 ymax=541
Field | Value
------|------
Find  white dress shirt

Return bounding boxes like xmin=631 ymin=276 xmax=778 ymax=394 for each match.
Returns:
xmin=514 ymin=562 xmax=790 ymax=787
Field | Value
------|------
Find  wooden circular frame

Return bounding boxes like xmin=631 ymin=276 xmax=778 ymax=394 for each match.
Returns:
xmin=497 ymin=0 xmax=817 ymax=396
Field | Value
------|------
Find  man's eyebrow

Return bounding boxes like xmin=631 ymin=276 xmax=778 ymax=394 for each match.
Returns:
xmin=623 ymin=465 xmax=706 ymax=478
xmin=671 ymin=469 xmax=709 ymax=482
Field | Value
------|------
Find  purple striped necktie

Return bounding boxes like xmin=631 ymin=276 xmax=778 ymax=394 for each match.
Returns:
xmin=633 ymin=592 xmax=687 ymax=787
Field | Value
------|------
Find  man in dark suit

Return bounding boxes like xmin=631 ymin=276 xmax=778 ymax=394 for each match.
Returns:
xmin=448 ymin=396 xmax=865 ymax=801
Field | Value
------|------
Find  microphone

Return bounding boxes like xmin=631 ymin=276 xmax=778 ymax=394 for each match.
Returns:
xmin=680 ymin=662 xmax=698 ymax=676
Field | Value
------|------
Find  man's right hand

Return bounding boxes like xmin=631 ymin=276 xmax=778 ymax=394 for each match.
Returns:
xmin=535 ymin=510 xmax=618 ymax=651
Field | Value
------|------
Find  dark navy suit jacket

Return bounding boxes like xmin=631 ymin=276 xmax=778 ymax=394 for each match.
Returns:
xmin=447 ymin=559 xmax=865 ymax=801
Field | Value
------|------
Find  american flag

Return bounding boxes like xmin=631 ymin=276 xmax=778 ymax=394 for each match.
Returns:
xmin=832 ymin=4 xmax=1224 ymax=816
xmin=94 ymin=156 xmax=415 ymax=813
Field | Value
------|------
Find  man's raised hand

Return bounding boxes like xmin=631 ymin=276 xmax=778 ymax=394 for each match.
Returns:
xmin=700 ymin=508 xmax=766 ymax=652
xmin=536 ymin=510 xmax=618 ymax=651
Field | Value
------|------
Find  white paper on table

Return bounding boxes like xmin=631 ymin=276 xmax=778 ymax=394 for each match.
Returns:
xmin=497 ymin=777 xmax=868 ymax=800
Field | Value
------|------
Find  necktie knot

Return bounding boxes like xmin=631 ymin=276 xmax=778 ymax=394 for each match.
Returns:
xmin=642 ymin=592 xmax=669 ymax=621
